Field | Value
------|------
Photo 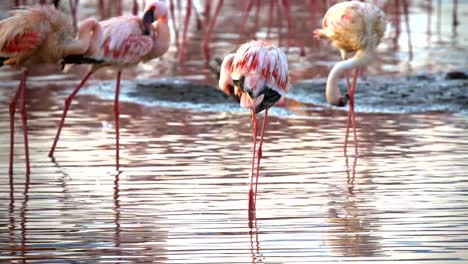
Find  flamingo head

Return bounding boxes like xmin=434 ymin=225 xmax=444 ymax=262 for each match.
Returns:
xmin=143 ymin=0 xmax=168 ymax=34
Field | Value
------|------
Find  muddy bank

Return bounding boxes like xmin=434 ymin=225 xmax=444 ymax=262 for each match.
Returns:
xmin=291 ymin=74 xmax=468 ymax=114
xmin=109 ymin=73 xmax=466 ymax=115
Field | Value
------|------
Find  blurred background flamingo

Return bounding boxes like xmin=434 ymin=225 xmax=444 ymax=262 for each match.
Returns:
xmin=0 ymin=4 xmax=99 ymax=175
xmin=219 ymin=40 xmax=288 ymax=222
xmin=48 ymin=0 xmax=171 ymax=170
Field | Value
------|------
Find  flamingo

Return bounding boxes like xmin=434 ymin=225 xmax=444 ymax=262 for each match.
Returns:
xmin=0 ymin=5 xmax=99 ymax=175
xmin=48 ymin=0 xmax=171 ymax=170
xmin=313 ymin=1 xmax=386 ymax=156
xmin=218 ymin=40 xmax=289 ymax=221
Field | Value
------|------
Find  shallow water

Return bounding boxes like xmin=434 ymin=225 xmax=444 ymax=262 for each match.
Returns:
xmin=1 ymin=0 xmax=468 ymax=263
xmin=1 ymin=80 xmax=468 ymax=263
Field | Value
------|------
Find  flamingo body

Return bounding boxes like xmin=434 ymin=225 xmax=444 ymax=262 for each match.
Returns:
xmin=315 ymin=1 xmax=386 ymax=54
xmin=220 ymin=40 xmax=288 ymax=113
xmin=0 ymin=5 xmax=74 ymax=67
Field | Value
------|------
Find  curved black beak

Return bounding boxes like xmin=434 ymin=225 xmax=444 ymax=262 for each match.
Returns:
xmin=142 ymin=9 xmax=155 ymax=35
xmin=336 ymin=94 xmax=349 ymax=107
xmin=53 ymin=0 xmax=60 ymax=8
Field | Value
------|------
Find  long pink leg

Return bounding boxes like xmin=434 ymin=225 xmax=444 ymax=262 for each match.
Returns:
xmin=49 ymin=71 xmax=93 ymax=158
xmin=114 ymin=71 xmax=122 ymax=170
xmin=239 ymin=0 xmax=254 ymax=44
xmin=98 ymin=0 xmax=105 ymax=19
xmin=344 ymin=71 xmax=351 ymax=155
xmin=168 ymin=0 xmax=179 ymax=48
xmin=69 ymin=0 xmax=78 ymax=32
xmin=9 ymin=76 xmax=24 ymax=175
xmin=248 ymin=109 xmax=258 ymax=221
xmin=349 ymin=69 xmax=359 ymax=156
xmin=253 ymin=0 xmax=261 ymax=33
xmin=132 ymin=0 xmax=138 ymax=15
xmin=202 ymin=0 xmax=223 ymax=62
xmin=204 ymin=0 xmax=212 ymax=25
xmin=266 ymin=0 xmax=274 ymax=37
xmin=281 ymin=0 xmax=306 ymax=56
xmin=253 ymin=108 xmax=268 ymax=207
xmin=116 ymin=0 xmax=122 ymax=16
xmin=19 ymin=71 xmax=30 ymax=175
xmin=179 ymin=0 xmax=191 ymax=62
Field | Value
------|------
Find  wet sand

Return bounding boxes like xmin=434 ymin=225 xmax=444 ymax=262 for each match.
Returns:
xmin=0 ymin=0 xmax=467 ymax=263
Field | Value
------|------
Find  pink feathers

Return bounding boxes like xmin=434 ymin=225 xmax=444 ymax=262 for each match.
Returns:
xmin=230 ymin=40 xmax=289 ymax=98
xmin=1 ymin=32 xmax=40 ymax=54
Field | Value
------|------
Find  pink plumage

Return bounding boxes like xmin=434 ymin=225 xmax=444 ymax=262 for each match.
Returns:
xmin=220 ymin=40 xmax=288 ymax=113
xmin=1 ymin=5 xmax=99 ymax=175
xmin=49 ymin=0 xmax=171 ymax=170
xmin=218 ymin=40 xmax=289 ymax=222
xmin=231 ymin=40 xmax=289 ymax=96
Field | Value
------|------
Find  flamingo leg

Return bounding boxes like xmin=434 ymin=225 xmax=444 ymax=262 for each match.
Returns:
xmin=49 ymin=71 xmax=93 ymax=158
xmin=19 ymin=71 xmax=30 ymax=175
xmin=202 ymin=0 xmax=223 ymax=62
xmin=239 ymin=0 xmax=254 ymax=43
xmin=179 ymin=0 xmax=191 ymax=62
xmin=9 ymin=75 xmax=24 ymax=175
xmin=253 ymin=0 xmax=261 ymax=32
xmin=253 ymin=108 xmax=268 ymax=207
xmin=266 ymin=0 xmax=274 ymax=37
xmin=349 ymin=68 xmax=359 ymax=156
xmin=116 ymin=0 xmax=122 ymax=16
xmin=71 ymin=0 xmax=79 ymax=32
xmin=98 ymin=0 xmax=105 ymax=19
xmin=114 ymin=71 xmax=122 ymax=170
xmin=248 ymin=109 xmax=258 ymax=221
xmin=344 ymin=70 xmax=351 ymax=155
xmin=132 ymin=0 xmax=139 ymax=15
xmin=168 ymin=0 xmax=179 ymax=47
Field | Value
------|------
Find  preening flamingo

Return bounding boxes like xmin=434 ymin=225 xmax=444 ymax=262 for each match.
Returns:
xmin=0 ymin=5 xmax=99 ymax=175
xmin=314 ymin=1 xmax=386 ymax=156
xmin=48 ymin=0 xmax=171 ymax=170
xmin=219 ymin=40 xmax=288 ymax=222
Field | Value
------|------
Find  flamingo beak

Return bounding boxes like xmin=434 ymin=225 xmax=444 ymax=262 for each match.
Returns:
xmin=337 ymin=94 xmax=349 ymax=107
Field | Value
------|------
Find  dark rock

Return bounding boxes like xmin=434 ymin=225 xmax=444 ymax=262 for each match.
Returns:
xmin=445 ymin=71 xmax=468 ymax=80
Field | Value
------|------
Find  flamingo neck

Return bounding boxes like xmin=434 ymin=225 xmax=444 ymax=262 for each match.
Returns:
xmin=147 ymin=18 xmax=170 ymax=60
xmin=219 ymin=53 xmax=235 ymax=95
xmin=64 ymin=18 xmax=102 ymax=56
xmin=326 ymin=49 xmax=372 ymax=106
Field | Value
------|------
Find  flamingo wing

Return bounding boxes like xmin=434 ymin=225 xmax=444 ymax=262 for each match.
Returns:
xmin=102 ymin=35 xmax=153 ymax=65
xmin=0 ymin=9 xmax=49 ymax=58
xmin=231 ymin=41 xmax=289 ymax=97
xmin=98 ymin=16 xmax=153 ymax=65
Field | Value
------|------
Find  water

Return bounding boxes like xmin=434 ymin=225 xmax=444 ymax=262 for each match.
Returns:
xmin=1 ymin=0 xmax=468 ymax=263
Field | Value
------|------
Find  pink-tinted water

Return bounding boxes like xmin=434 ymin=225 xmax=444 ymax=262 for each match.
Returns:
xmin=0 ymin=1 xmax=468 ymax=263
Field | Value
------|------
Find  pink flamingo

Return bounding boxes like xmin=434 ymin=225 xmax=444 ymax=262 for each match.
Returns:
xmin=219 ymin=40 xmax=289 ymax=221
xmin=0 ymin=5 xmax=99 ymax=175
xmin=48 ymin=0 xmax=171 ymax=170
xmin=314 ymin=1 xmax=386 ymax=156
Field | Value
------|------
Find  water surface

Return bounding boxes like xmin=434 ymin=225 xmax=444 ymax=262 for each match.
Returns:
xmin=0 ymin=0 xmax=468 ymax=263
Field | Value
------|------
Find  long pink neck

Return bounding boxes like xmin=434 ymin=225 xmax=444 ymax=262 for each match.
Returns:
xmin=150 ymin=19 xmax=171 ymax=59
xmin=326 ymin=49 xmax=372 ymax=106
xmin=218 ymin=53 xmax=235 ymax=94
xmin=64 ymin=18 xmax=102 ymax=56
